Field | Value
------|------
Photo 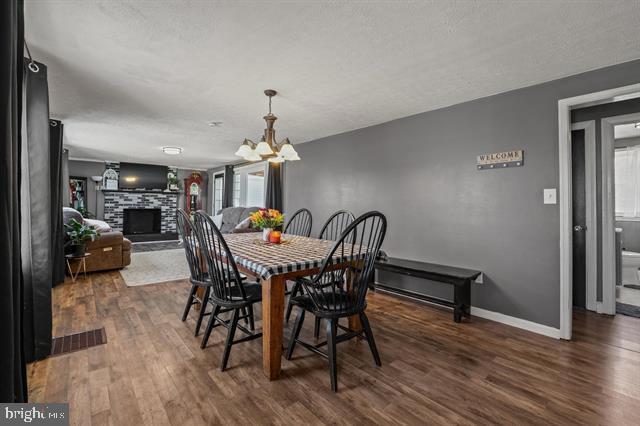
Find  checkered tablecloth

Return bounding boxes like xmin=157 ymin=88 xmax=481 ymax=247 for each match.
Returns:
xmin=222 ymin=233 xmax=363 ymax=280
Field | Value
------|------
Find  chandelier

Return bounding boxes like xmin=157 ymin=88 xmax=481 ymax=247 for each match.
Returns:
xmin=235 ymin=89 xmax=300 ymax=163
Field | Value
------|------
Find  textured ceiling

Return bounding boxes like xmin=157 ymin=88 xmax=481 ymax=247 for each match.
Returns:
xmin=25 ymin=0 xmax=640 ymax=169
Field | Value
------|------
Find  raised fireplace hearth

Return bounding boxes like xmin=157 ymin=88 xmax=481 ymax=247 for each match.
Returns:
xmin=123 ymin=208 xmax=161 ymax=235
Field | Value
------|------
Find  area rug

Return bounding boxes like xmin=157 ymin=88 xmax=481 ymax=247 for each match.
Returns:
xmin=119 ymin=249 xmax=190 ymax=286
xmin=131 ymin=240 xmax=182 ymax=253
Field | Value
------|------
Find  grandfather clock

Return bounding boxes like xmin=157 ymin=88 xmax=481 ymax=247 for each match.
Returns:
xmin=184 ymin=172 xmax=203 ymax=216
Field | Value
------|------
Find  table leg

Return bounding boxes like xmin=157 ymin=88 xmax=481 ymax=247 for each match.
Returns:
xmin=195 ymin=287 xmax=204 ymax=311
xmin=346 ymin=266 xmax=363 ymax=333
xmin=262 ymin=274 xmax=286 ymax=380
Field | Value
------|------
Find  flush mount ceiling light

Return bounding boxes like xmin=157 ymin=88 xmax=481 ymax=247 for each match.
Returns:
xmin=208 ymin=121 xmax=223 ymax=127
xmin=235 ymin=90 xmax=300 ymax=163
xmin=162 ymin=146 xmax=183 ymax=155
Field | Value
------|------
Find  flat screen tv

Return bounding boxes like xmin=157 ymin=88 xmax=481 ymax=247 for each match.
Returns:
xmin=118 ymin=162 xmax=167 ymax=190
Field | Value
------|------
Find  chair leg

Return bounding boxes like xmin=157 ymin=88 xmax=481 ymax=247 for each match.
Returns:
xmin=182 ymin=284 xmax=197 ymax=321
xmin=285 ymin=308 xmax=305 ymax=360
xmin=200 ymin=304 xmax=220 ymax=349
xmin=314 ymin=316 xmax=322 ymax=339
xmin=194 ymin=287 xmax=210 ymax=336
xmin=241 ymin=307 xmax=250 ymax=327
xmin=220 ymin=308 xmax=240 ymax=371
xmin=359 ymin=312 xmax=381 ymax=366
xmin=326 ymin=318 xmax=338 ymax=392
xmin=285 ymin=281 xmax=302 ymax=322
xmin=247 ymin=304 xmax=255 ymax=331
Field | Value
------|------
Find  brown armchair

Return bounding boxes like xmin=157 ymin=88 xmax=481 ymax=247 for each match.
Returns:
xmin=63 ymin=207 xmax=131 ymax=272
xmin=84 ymin=231 xmax=132 ymax=272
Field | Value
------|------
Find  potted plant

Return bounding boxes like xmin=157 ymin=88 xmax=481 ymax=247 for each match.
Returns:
xmin=249 ymin=209 xmax=284 ymax=241
xmin=64 ymin=218 xmax=100 ymax=256
xmin=167 ymin=172 xmax=180 ymax=191
xmin=76 ymin=206 xmax=94 ymax=219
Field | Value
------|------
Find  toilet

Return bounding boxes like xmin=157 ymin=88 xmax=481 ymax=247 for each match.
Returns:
xmin=621 ymin=250 xmax=640 ymax=285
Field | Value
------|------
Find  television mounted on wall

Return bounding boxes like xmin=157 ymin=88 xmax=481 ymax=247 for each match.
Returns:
xmin=118 ymin=162 xmax=167 ymax=190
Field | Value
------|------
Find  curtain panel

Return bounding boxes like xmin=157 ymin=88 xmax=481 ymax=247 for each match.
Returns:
xmin=50 ymin=120 xmax=65 ymax=286
xmin=0 ymin=0 xmax=27 ymax=403
xmin=265 ymin=162 xmax=283 ymax=212
xmin=21 ymin=58 xmax=53 ymax=363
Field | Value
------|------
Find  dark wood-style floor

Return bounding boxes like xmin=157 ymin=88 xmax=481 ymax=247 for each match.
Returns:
xmin=28 ymin=271 xmax=640 ymax=425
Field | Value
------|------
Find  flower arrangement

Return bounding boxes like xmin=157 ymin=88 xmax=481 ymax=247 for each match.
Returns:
xmin=249 ymin=208 xmax=284 ymax=230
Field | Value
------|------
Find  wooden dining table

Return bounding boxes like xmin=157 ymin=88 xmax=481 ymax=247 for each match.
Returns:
xmin=204 ymin=232 xmax=363 ymax=380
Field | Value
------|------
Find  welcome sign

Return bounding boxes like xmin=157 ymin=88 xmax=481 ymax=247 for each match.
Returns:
xmin=477 ymin=149 xmax=523 ymax=170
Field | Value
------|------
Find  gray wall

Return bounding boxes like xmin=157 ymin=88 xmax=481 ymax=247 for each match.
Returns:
xmin=285 ymin=59 xmax=640 ymax=329
xmin=68 ymin=160 xmax=209 ymax=220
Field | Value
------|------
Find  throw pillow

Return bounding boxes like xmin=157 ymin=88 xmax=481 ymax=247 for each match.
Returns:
xmin=83 ymin=218 xmax=112 ymax=233
xmin=234 ymin=216 xmax=252 ymax=231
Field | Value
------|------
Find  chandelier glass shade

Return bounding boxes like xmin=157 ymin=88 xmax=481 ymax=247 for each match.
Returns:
xmin=235 ymin=90 xmax=300 ymax=163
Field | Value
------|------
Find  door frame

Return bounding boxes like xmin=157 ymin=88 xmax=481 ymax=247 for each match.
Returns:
xmin=571 ymin=121 xmax=597 ymax=312
xmin=558 ymin=82 xmax=640 ymax=340
xmin=601 ymin=111 xmax=640 ymax=315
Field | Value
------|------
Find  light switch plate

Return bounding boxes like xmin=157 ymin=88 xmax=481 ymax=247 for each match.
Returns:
xmin=544 ymin=188 xmax=557 ymax=204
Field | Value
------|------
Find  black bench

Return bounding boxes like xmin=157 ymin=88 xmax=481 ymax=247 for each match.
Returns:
xmin=372 ymin=257 xmax=482 ymax=323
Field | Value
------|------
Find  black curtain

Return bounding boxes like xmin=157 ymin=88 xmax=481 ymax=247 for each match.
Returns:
xmin=21 ymin=57 xmax=53 ymax=363
xmin=222 ymin=165 xmax=234 ymax=208
xmin=50 ymin=120 xmax=65 ymax=286
xmin=61 ymin=149 xmax=70 ymax=208
xmin=0 ymin=0 xmax=27 ymax=402
xmin=265 ymin=163 xmax=283 ymax=211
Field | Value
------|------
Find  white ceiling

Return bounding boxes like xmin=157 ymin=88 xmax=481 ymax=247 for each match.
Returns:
xmin=616 ymin=123 xmax=640 ymax=139
xmin=25 ymin=0 xmax=640 ymax=169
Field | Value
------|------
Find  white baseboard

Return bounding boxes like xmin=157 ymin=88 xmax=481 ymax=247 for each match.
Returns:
xmin=470 ymin=307 xmax=561 ymax=339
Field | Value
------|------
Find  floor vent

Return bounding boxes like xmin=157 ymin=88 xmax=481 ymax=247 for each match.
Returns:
xmin=50 ymin=328 xmax=107 ymax=356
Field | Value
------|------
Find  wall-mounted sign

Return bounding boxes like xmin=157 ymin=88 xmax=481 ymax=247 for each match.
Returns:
xmin=102 ymin=168 xmax=119 ymax=189
xmin=477 ymin=149 xmax=523 ymax=170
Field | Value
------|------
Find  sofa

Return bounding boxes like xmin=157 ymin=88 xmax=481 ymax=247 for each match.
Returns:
xmin=63 ymin=207 xmax=132 ymax=272
xmin=216 ymin=206 xmax=261 ymax=234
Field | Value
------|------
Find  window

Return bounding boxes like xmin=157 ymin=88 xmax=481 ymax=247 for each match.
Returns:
xmin=232 ymin=161 xmax=267 ymax=208
xmin=212 ymin=173 xmax=224 ymax=214
xmin=232 ymin=173 xmax=241 ymax=207
xmin=615 ymin=146 xmax=640 ymax=218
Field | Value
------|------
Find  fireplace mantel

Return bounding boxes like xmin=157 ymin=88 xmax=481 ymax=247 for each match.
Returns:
xmin=102 ymin=189 xmax=182 ymax=195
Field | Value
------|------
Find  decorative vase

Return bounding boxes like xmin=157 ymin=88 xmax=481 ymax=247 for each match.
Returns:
xmin=262 ymin=228 xmax=272 ymax=242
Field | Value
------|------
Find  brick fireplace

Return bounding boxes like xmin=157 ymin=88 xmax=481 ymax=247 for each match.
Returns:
xmin=103 ymin=191 xmax=178 ymax=236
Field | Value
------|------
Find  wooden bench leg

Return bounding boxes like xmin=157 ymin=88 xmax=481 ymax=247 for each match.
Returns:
xmin=453 ymin=280 xmax=471 ymax=323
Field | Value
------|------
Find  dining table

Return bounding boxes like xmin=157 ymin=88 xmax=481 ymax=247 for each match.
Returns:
xmin=202 ymin=232 xmax=364 ymax=380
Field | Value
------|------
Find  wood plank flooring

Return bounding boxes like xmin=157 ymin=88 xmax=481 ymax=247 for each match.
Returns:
xmin=28 ymin=271 xmax=640 ymax=425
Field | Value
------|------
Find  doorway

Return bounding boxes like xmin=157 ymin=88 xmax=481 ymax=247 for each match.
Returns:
xmin=558 ymin=83 xmax=640 ymax=340
xmin=607 ymin=114 xmax=640 ymax=318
